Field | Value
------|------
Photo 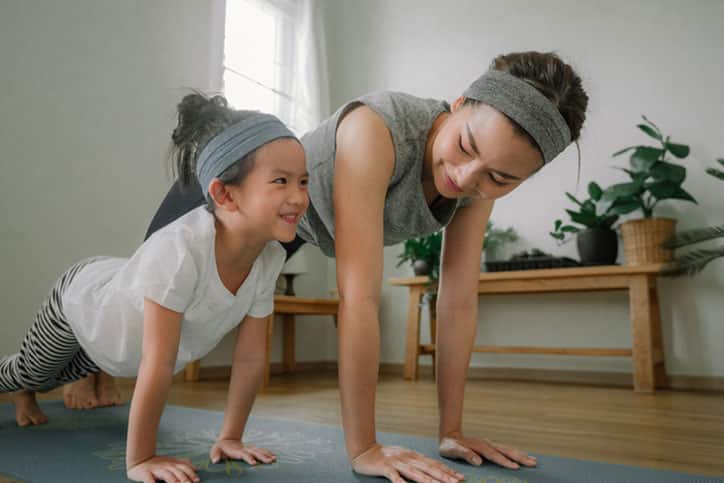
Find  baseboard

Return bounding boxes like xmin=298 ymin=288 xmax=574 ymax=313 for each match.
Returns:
xmin=195 ymin=361 xmax=724 ymax=392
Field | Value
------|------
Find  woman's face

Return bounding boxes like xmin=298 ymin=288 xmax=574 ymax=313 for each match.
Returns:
xmin=430 ymin=99 xmax=544 ymax=201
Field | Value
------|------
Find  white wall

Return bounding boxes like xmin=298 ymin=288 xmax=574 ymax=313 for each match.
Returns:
xmin=0 ymin=0 xmax=334 ymax=367
xmin=321 ymin=0 xmax=724 ymax=377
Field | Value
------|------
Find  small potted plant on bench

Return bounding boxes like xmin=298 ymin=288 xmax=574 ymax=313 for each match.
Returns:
xmin=550 ymin=181 xmax=620 ymax=265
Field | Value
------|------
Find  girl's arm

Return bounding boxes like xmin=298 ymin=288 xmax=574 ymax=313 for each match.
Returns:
xmin=126 ymin=298 xmax=199 ymax=483
xmin=436 ymin=198 xmax=536 ymax=469
xmin=208 ymin=315 xmax=276 ymax=465
xmin=334 ymin=106 xmax=463 ymax=483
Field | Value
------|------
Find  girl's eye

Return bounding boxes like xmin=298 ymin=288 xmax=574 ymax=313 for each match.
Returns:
xmin=488 ymin=173 xmax=506 ymax=187
xmin=273 ymin=178 xmax=287 ymax=184
xmin=300 ymin=178 xmax=309 ymax=187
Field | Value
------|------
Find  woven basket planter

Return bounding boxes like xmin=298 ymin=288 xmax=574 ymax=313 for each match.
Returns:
xmin=620 ymin=217 xmax=677 ymax=265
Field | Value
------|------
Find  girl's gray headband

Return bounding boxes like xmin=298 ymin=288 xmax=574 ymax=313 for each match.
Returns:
xmin=196 ymin=112 xmax=297 ymax=199
xmin=463 ymin=70 xmax=571 ymax=163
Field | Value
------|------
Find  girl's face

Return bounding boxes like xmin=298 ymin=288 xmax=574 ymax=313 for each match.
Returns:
xmin=228 ymin=138 xmax=309 ymax=243
xmin=430 ymin=99 xmax=544 ymax=201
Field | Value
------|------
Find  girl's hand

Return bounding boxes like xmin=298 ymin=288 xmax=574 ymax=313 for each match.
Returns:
xmin=439 ymin=434 xmax=537 ymax=470
xmin=209 ymin=439 xmax=277 ymax=466
xmin=351 ymin=443 xmax=464 ymax=483
xmin=127 ymin=455 xmax=199 ymax=483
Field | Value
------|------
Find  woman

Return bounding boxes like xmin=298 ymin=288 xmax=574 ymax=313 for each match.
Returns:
xmin=71 ymin=51 xmax=588 ymax=483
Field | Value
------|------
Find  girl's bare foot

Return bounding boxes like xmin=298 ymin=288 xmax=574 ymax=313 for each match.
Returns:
xmin=12 ymin=390 xmax=48 ymax=426
xmin=95 ymin=371 xmax=122 ymax=407
xmin=62 ymin=373 xmax=100 ymax=409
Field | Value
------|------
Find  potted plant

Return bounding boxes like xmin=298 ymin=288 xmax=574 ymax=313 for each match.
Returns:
xmin=603 ymin=116 xmax=698 ymax=265
xmin=396 ymin=231 xmax=442 ymax=280
xmin=662 ymin=159 xmax=724 ymax=276
xmin=482 ymin=220 xmax=518 ymax=266
xmin=550 ymin=181 xmax=619 ymax=265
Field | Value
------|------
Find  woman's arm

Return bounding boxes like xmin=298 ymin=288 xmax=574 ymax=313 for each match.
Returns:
xmin=209 ymin=315 xmax=276 ymax=465
xmin=334 ymin=106 xmax=463 ymax=483
xmin=436 ymin=198 xmax=536 ymax=469
xmin=126 ymin=298 xmax=199 ymax=483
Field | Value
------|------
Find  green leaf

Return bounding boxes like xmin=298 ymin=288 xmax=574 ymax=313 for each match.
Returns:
xmin=566 ymin=209 xmax=597 ymax=227
xmin=630 ymin=146 xmax=663 ymax=171
xmin=647 ymin=180 xmax=679 ymax=199
xmin=598 ymin=214 xmax=620 ymax=229
xmin=666 ymin=142 xmax=690 ymax=158
xmin=637 ymin=124 xmax=661 ymax=140
xmin=550 ymin=232 xmax=565 ymax=240
xmin=707 ymin=167 xmax=724 ymax=181
xmin=612 ymin=146 xmax=637 ymax=157
xmin=565 ymin=192 xmax=583 ymax=207
xmin=607 ymin=199 xmax=641 ymax=215
xmin=554 ymin=219 xmax=562 ymax=230
xmin=718 ymin=158 xmax=724 ymax=167
xmin=641 ymin=115 xmax=661 ymax=134
xmin=602 ymin=181 xmax=643 ymax=201
xmin=668 ymin=187 xmax=698 ymax=204
xmin=581 ymin=200 xmax=596 ymax=214
xmin=588 ymin=182 xmax=603 ymax=201
xmin=650 ymin=161 xmax=686 ymax=183
xmin=561 ymin=225 xmax=580 ymax=233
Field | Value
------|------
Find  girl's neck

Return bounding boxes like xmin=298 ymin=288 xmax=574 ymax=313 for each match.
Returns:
xmin=214 ymin=216 xmax=267 ymax=290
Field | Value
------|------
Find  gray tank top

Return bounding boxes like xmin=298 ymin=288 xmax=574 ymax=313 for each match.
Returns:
xmin=298 ymin=91 xmax=468 ymax=257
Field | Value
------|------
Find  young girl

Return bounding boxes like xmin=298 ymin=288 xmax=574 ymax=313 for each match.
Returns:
xmin=0 ymin=93 xmax=309 ymax=483
xmin=135 ymin=51 xmax=589 ymax=483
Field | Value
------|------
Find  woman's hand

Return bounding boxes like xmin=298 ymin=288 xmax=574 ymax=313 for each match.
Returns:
xmin=209 ymin=439 xmax=277 ymax=466
xmin=351 ymin=443 xmax=465 ymax=483
xmin=127 ymin=455 xmax=199 ymax=483
xmin=439 ymin=434 xmax=537 ymax=469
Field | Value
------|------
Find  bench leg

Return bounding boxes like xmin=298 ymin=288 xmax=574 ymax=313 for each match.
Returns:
xmin=283 ymin=314 xmax=296 ymax=373
xmin=403 ymin=286 xmax=424 ymax=380
xmin=263 ymin=314 xmax=274 ymax=388
xmin=629 ymin=275 xmax=666 ymax=393
xmin=184 ymin=360 xmax=200 ymax=382
xmin=429 ymin=295 xmax=437 ymax=380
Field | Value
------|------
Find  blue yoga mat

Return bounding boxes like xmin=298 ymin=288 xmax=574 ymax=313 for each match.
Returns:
xmin=0 ymin=401 xmax=722 ymax=483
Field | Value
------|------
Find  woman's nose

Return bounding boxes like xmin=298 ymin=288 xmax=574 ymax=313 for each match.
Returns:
xmin=453 ymin=161 xmax=482 ymax=190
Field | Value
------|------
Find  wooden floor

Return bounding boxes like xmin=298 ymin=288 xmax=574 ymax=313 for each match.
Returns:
xmin=2 ymin=371 xmax=724 ymax=479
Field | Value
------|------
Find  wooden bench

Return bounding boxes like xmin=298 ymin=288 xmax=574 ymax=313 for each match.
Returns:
xmin=389 ymin=264 xmax=667 ymax=393
xmin=183 ymin=294 xmax=339 ymax=386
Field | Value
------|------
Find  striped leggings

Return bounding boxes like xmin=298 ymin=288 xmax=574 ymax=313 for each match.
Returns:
xmin=0 ymin=258 xmax=101 ymax=393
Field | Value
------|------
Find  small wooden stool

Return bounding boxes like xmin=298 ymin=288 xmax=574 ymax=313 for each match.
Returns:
xmin=183 ymin=295 xmax=339 ymax=387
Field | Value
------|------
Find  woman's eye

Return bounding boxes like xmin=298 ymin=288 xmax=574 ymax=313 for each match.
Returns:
xmin=458 ymin=136 xmax=470 ymax=156
xmin=488 ymin=173 xmax=506 ymax=186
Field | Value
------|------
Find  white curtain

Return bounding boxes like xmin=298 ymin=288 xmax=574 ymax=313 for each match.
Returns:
xmin=221 ymin=0 xmax=331 ymax=137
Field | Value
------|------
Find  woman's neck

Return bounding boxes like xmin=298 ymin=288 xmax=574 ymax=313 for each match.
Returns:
xmin=421 ymin=111 xmax=450 ymax=205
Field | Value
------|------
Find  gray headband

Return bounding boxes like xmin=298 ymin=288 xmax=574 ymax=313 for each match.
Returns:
xmin=196 ymin=112 xmax=297 ymax=200
xmin=463 ymin=69 xmax=571 ymax=163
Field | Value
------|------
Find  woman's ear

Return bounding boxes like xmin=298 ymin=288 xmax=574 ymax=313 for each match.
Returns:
xmin=451 ymin=95 xmax=466 ymax=113
xmin=207 ymin=179 xmax=236 ymax=212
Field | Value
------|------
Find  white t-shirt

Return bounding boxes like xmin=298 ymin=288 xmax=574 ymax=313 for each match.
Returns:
xmin=63 ymin=207 xmax=285 ymax=377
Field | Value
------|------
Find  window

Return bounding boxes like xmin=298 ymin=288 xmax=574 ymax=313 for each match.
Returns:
xmin=223 ymin=0 xmax=296 ymax=123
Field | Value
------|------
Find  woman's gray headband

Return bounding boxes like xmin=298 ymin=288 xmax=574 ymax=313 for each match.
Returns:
xmin=463 ymin=70 xmax=571 ymax=163
xmin=196 ymin=112 xmax=297 ymax=200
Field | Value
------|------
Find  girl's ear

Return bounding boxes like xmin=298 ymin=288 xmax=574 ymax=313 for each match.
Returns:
xmin=451 ymin=95 xmax=466 ymax=113
xmin=207 ymin=179 xmax=236 ymax=212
